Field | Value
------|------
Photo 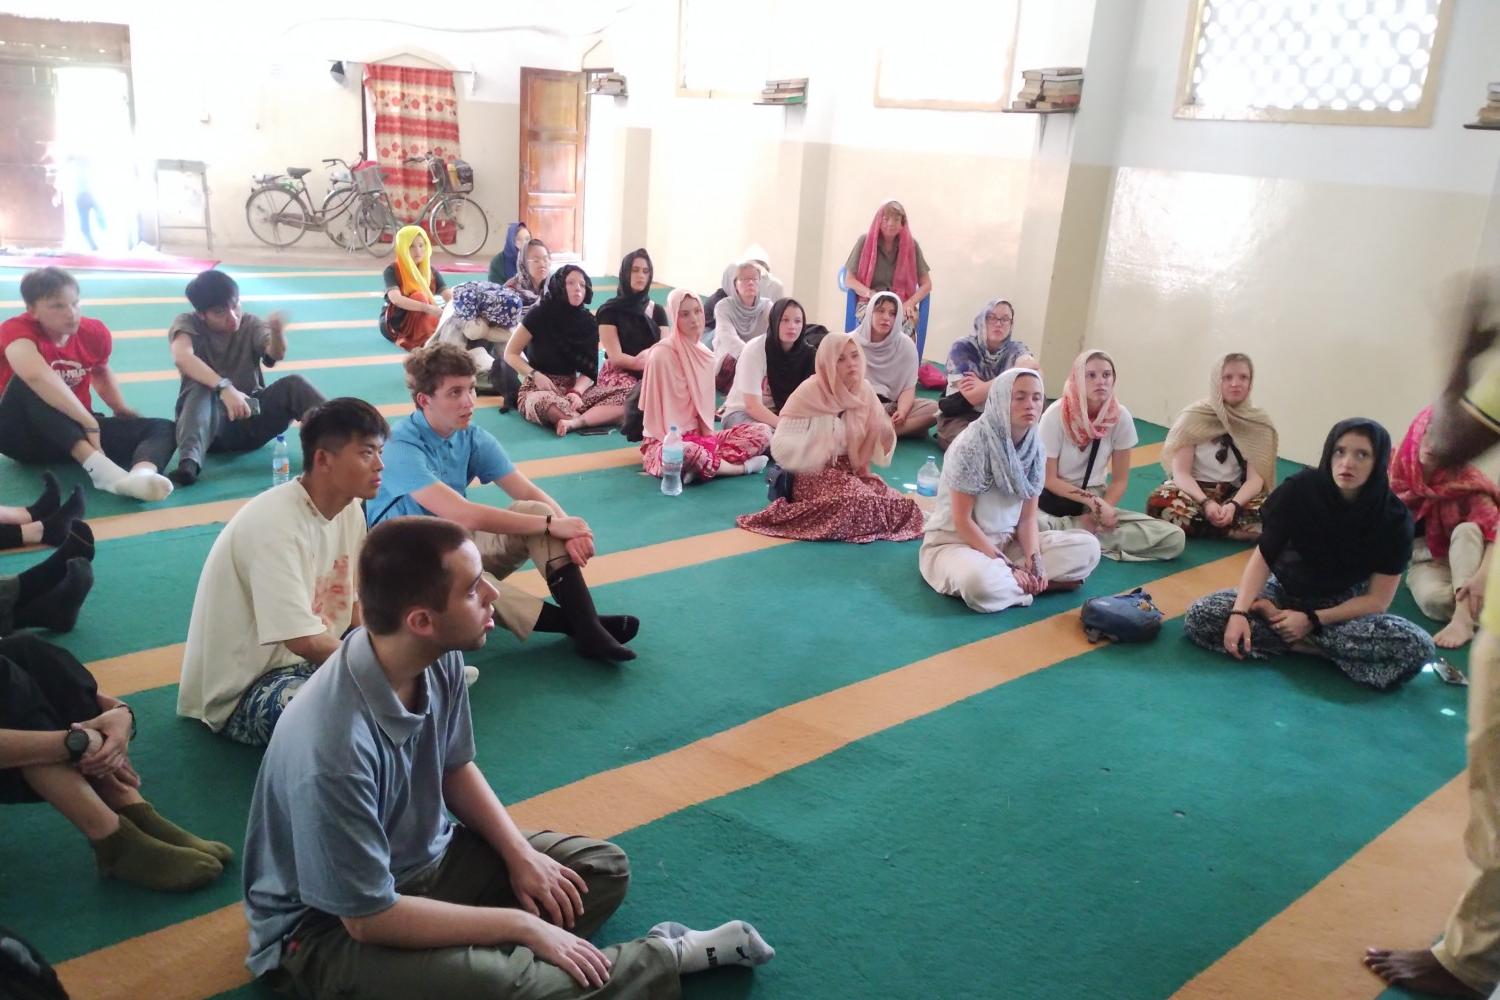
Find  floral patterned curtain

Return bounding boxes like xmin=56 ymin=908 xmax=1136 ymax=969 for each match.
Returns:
xmin=363 ymin=63 xmax=461 ymax=225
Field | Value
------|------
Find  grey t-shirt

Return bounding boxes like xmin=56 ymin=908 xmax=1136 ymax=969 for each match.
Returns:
xmin=242 ymin=629 xmax=476 ymax=976
xmin=167 ymin=312 xmax=271 ymax=407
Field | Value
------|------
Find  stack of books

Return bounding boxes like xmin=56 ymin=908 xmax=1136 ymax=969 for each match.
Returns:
xmin=1477 ymin=82 xmax=1500 ymax=126
xmin=1013 ymin=67 xmax=1084 ymax=110
xmin=587 ymin=72 xmax=628 ymax=97
xmin=759 ymin=78 xmax=808 ymax=105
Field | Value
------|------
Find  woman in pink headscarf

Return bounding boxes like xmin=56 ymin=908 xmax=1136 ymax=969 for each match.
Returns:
xmin=843 ymin=199 xmax=932 ymax=336
xmin=1391 ymin=404 xmax=1500 ymax=649
xmin=737 ymin=333 xmax=924 ymax=543
xmin=638 ymin=289 xmax=772 ymax=483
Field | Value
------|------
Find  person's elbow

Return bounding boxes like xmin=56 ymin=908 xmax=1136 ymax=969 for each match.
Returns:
xmin=341 ymin=907 xmax=394 ymax=945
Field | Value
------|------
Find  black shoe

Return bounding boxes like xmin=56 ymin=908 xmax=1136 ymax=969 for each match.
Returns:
xmin=168 ymin=460 xmax=200 ymax=486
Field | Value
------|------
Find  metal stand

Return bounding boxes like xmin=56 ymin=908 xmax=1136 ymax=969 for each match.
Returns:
xmin=154 ymin=159 xmax=212 ymax=252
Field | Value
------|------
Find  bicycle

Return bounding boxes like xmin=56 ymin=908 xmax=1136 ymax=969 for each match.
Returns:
xmin=244 ymin=157 xmax=363 ymax=249
xmin=350 ymin=153 xmax=490 ymax=258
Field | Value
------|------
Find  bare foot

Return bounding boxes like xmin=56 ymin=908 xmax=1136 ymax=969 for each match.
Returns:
xmin=1435 ymin=617 xmax=1476 ymax=649
xmin=1364 ymin=948 xmax=1483 ymax=998
xmin=555 ymin=418 xmax=576 ymax=438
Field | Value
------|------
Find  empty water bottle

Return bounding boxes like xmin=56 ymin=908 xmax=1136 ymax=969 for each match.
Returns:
xmin=598 ymin=344 xmax=607 ymax=375
xmin=660 ymin=425 xmax=684 ymax=496
xmin=917 ymin=456 xmax=940 ymax=497
xmin=272 ymin=435 xmax=291 ymax=486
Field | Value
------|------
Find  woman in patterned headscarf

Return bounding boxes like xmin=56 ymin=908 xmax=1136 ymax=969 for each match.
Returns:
xmin=935 ymin=297 xmax=1035 ymax=451
xmin=920 ymin=367 xmax=1100 ymax=612
xmin=844 ymin=199 xmax=932 ymax=335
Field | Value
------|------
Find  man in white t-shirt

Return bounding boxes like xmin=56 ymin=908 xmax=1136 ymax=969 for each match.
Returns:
xmin=176 ymin=398 xmax=387 ymax=746
xmin=1035 ymin=376 xmax=1185 ymax=563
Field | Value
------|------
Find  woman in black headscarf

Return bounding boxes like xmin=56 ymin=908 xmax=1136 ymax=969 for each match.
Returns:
xmin=1184 ymin=418 xmax=1435 ymax=690
xmin=504 ymin=265 xmax=619 ymax=436
xmin=593 ymin=249 xmax=668 ymax=414
xmin=720 ymin=297 xmax=823 ymax=430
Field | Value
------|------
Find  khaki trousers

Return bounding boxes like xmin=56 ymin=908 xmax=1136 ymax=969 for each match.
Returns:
xmin=472 ymin=500 xmax=566 ymax=640
xmin=1408 ymin=522 xmax=1488 ymax=624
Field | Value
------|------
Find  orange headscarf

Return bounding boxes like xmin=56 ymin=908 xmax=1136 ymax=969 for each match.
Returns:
xmin=1057 ymin=349 xmax=1122 ymax=448
xmin=775 ymin=333 xmax=896 ymax=472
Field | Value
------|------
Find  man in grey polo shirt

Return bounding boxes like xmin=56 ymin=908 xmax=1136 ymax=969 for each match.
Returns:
xmin=242 ymin=516 xmax=773 ymax=998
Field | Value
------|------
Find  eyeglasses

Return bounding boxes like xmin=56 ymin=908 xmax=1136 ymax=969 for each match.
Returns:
xmin=985 ymin=314 xmax=1013 ymax=325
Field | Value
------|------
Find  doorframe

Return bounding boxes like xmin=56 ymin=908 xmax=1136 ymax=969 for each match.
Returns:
xmin=518 ymin=67 xmax=588 ymax=257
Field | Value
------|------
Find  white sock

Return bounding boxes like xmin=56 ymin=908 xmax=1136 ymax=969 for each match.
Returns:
xmin=112 ymin=467 xmax=174 ymax=502
xmin=462 ymin=664 xmax=480 ymax=687
xmin=743 ymin=455 xmax=769 ymax=475
xmin=649 ymin=921 xmax=774 ymax=974
xmin=81 ymin=451 xmax=129 ymax=490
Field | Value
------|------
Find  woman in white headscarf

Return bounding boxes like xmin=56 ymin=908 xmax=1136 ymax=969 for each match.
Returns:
xmin=854 ymin=291 xmax=938 ymax=439
xmin=711 ymin=261 xmax=772 ymax=394
xmin=920 ymin=368 xmax=1101 ymax=612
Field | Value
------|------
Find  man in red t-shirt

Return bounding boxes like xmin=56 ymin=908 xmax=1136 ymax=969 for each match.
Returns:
xmin=0 ymin=268 xmax=175 ymax=501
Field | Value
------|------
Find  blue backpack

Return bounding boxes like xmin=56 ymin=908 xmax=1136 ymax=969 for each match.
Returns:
xmin=1081 ymin=588 xmax=1164 ymax=644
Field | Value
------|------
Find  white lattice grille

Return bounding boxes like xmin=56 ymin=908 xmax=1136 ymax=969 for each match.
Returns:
xmin=1187 ymin=0 xmax=1443 ymax=115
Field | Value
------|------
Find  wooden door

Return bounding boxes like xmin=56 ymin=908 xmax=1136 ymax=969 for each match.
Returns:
xmin=519 ymin=69 xmax=587 ymax=255
xmin=0 ymin=63 xmax=62 ymax=246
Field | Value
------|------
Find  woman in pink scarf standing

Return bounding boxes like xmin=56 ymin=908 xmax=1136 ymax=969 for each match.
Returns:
xmin=737 ymin=333 xmax=924 ymax=543
xmin=1391 ymin=404 xmax=1500 ymax=649
xmin=639 ymin=289 xmax=772 ymax=483
xmin=843 ymin=200 xmax=932 ymax=337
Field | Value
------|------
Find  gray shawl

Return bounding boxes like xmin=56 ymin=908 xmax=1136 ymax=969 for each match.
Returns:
xmin=943 ymin=367 xmax=1046 ymax=498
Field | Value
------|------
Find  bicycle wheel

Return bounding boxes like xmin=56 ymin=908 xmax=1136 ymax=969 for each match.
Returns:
xmin=321 ymin=184 xmax=359 ymax=249
xmin=244 ymin=188 xmax=309 ymax=248
xmin=351 ymin=193 xmax=395 ymax=256
xmin=428 ymin=195 xmax=489 ymax=257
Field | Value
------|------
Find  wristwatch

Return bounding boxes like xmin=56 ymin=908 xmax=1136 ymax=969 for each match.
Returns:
xmin=65 ymin=728 xmax=91 ymax=762
xmin=214 ymin=377 xmax=232 ymax=393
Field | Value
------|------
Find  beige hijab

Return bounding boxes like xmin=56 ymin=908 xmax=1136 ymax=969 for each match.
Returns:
xmin=1160 ymin=353 xmax=1279 ymax=485
xmin=771 ymin=333 xmax=897 ymax=474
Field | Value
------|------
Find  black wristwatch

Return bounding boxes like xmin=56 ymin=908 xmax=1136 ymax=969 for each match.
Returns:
xmin=65 ymin=729 xmax=91 ymax=763
xmin=1306 ymin=609 xmax=1324 ymax=634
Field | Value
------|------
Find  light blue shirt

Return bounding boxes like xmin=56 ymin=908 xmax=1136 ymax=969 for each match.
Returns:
xmin=242 ymin=629 xmax=476 ymax=976
xmin=367 ymin=410 xmax=516 ymax=525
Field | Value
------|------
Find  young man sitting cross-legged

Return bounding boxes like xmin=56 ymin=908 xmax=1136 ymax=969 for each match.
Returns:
xmin=0 ymin=267 xmax=175 ymax=502
xmin=243 ymin=515 xmax=773 ymax=998
xmin=1 ymin=633 xmax=230 ymax=893
xmin=177 ymin=397 xmax=387 ymax=746
xmin=167 ymin=269 xmax=326 ymax=486
xmin=368 ymin=343 xmax=639 ymax=663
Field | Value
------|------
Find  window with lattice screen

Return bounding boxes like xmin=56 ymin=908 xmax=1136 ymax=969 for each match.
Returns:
xmin=1175 ymin=0 xmax=1451 ymax=126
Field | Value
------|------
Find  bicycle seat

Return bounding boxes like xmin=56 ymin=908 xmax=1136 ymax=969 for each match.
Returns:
xmin=287 ymin=167 xmax=312 ymax=179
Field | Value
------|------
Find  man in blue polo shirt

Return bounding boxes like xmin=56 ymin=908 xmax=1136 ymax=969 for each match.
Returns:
xmin=242 ymin=516 xmax=773 ymax=998
xmin=368 ymin=344 xmax=637 ymax=662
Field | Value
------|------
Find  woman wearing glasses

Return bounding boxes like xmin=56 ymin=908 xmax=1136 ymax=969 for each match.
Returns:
xmin=1148 ymin=353 xmax=1278 ymax=541
xmin=936 ymin=299 xmax=1038 ymax=451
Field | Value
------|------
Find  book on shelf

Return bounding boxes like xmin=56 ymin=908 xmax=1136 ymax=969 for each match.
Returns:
xmin=1042 ymin=80 xmax=1083 ymax=96
xmin=758 ymin=93 xmax=806 ymax=105
xmin=1489 ymin=81 xmax=1500 ymax=96
xmin=765 ymin=78 xmax=808 ymax=91
xmin=1478 ymin=106 xmax=1500 ymax=125
xmin=1033 ymin=97 xmax=1080 ymax=109
xmin=1022 ymin=66 xmax=1084 ymax=81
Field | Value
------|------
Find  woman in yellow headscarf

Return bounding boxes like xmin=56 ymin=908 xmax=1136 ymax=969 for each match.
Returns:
xmin=379 ymin=225 xmax=452 ymax=351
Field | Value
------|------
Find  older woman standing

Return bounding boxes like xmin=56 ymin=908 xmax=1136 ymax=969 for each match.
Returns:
xmin=936 ymin=298 xmax=1035 ymax=451
xmin=856 ymin=291 xmax=938 ymax=440
xmin=504 ymin=265 xmax=620 ymax=436
xmin=712 ymin=261 xmax=772 ymax=395
xmin=594 ymin=248 xmax=668 ymax=412
xmin=1148 ymin=353 xmax=1278 ymax=541
xmin=920 ymin=368 xmax=1101 ymax=612
xmin=1390 ymin=405 xmax=1499 ymax=649
xmin=1184 ymin=418 xmax=1434 ymax=691
xmin=1038 ymin=350 xmax=1185 ymax=562
xmin=639 ymin=289 xmax=770 ymax=483
xmin=844 ymin=199 xmax=932 ymax=335
xmin=737 ymin=333 xmax=924 ymax=543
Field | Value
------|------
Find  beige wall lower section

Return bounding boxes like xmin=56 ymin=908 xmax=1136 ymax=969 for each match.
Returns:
xmin=1083 ymin=166 xmax=1490 ymax=465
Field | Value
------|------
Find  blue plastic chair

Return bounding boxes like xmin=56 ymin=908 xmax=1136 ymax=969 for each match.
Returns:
xmin=838 ymin=266 xmax=930 ymax=361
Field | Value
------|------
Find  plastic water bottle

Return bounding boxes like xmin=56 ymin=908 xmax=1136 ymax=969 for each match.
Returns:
xmin=660 ymin=425 xmax=684 ymax=496
xmin=917 ymin=456 xmax=940 ymax=497
xmin=597 ymin=344 xmax=607 ymax=375
xmin=272 ymin=435 xmax=291 ymax=486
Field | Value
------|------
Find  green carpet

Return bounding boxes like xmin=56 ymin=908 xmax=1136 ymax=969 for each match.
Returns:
xmin=0 ymin=265 xmax=1463 ymax=1000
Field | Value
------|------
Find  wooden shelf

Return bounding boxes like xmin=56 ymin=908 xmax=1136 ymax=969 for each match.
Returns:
xmin=1464 ymin=122 xmax=1500 ymax=130
xmin=1002 ymin=107 xmax=1079 ymax=115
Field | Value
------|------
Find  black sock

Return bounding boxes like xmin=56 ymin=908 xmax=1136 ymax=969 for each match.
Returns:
xmin=14 ymin=558 xmax=93 ymax=633
xmin=534 ymin=602 xmax=571 ymax=634
xmin=40 ymin=487 xmax=85 ymax=547
xmin=0 ymin=524 xmax=22 ymax=551
xmin=24 ymin=472 xmax=61 ymax=522
xmin=56 ymin=522 xmax=95 ymax=563
xmin=16 ymin=547 xmax=71 ymax=607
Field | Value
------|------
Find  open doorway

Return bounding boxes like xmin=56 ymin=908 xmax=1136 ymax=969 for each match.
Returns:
xmin=53 ymin=66 xmax=136 ymax=253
